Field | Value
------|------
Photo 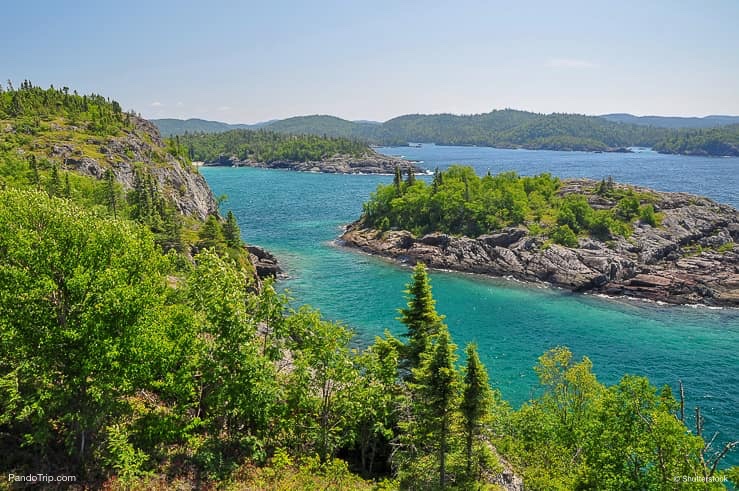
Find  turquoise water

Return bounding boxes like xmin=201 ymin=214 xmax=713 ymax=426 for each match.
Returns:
xmin=201 ymin=146 xmax=739 ymax=466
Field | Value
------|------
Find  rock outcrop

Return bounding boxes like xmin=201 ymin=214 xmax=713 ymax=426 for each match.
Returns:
xmin=47 ymin=117 xmax=218 ymax=219
xmin=341 ymin=179 xmax=739 ymax=307
xmin=247 ymin=245 xmax=282 ymax=279
xmin=205 ymin=151 xmax=421 ymax=174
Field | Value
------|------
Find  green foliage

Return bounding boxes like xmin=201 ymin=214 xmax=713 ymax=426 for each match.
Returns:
xmin=179 ymin=129 xmax=368 ymax=163
xmin=550 ymin=224 xmax=579 ymax=247
xmin=615 ymin=193 xmax=641 ymax=221
xmin=1 ymin=187 xmax=736 ymax=489
xmin=398 ymin=263 xmax=445 ymax=370
xmin=653 ymin=124 xmax=739 ymax=156
xmin=222 ymin=210 xmax=242 ymax=248
xmin=499 ymin=347 xmax=737 ymax=490
xmin=363 ymin=166 xmax=658 ymax=245
xmin=403 ymin=326 xmax=460 ymax=489
xmin=198 ymin=214 xmax=225 ymax=252
xmin=0 ymin=80 xmax=128 ymax=137
xmin=0 ymin=189 xmax=172 ymax=479
xmin=461 ymin=344 xmax=494 ymax=480
xmin=640 ymin=203 xmax=658 ymax=226
xmin=159 ymin=111 xmax=739 ymax=156
xmin=364 ymin=166 xmax=561 ymax=237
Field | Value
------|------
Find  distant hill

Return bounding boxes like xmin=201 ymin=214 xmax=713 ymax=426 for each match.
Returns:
xmin=263 ymin=115 xmax=380 ymax=140
xmin=153 ymin=118 xmax=266 ymax=136
xmin=600 ymin=113 xmax=739 ymax=129
xmin=153 ymin=110 xmax=739 ymax=156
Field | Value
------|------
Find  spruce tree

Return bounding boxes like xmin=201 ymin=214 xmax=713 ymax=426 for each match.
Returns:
xmin=48 ymin=163 xmax=60 ymax=197
xmin=222 ymin=210 xmax=242 ymax=248
xmin=399 ymin=262 xmax=444 ymax=370
xmin=461 ymin=343 xmax=494 ymax=478
xmin=414 ymin=326 xmax=459 ymax=489
xmin=104 ymin=169 xmax=117 ymax=219
xmin=28 ymin=155 xmax=40 ymax=189
xmin=63 ymin=172 xmax=71 ymax=198
xmin=432 ymin=167 xmax=441 ymax=193
xmin=199 ymin=215 xmax=225 ymax=252
xmin=393 ymin=165 xmax=403 ymax=194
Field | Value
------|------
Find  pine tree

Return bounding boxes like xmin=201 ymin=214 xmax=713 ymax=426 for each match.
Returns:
xmin=414 ymin=326 xmax=459 ymax=489
xmin=432 ymin=168 xmax=442 ymax=193
xmin=199 ymin=215 xmax=225 ymax=252
xmin=461 ymin=343 xmax=493 ymax=478
xmin=222 ymin=210 xmax=242 ymax=248
xmin=393 ymin=165 xmax=403 ymax=194
xmin=104 ymin=169 xmax=117 ymax=219
xmin=48 ymin=164 xmax=60 ymax=197
xmin=406 ymin=166 xmax=416 ymax=186
xmin=63 ymin=172 xmax=71 ymax=198
xmin=28 ymin=155 xmax=40 ymax=189
xmin=399 ymin=262 xmax=444 ymax=371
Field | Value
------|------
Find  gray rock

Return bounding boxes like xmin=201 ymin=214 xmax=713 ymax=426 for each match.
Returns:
xmin=204 ymin=151 xmax=421 ymax=175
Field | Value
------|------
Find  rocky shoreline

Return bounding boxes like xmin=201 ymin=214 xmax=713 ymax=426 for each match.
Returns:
xmin=203 ymin=152 xmax=421 ymax=174
xmin=341 ymin=180 xmax=739 ymax=307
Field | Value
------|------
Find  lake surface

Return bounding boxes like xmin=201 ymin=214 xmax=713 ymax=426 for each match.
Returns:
xmin=201 ymin=145 xmax=739 ymax=466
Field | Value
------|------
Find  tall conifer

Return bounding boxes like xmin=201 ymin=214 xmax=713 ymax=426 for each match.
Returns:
xmin=399 ymin=262 xmax=444 ymax=370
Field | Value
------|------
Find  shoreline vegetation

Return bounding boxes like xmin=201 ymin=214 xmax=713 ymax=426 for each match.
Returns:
xmin=156 ymin=110 xmax=739 ymax=157
xmin=2 ymin=82 xmax=738 ymax=489
xmin=341 ymin=166 xmax=739 ymax=307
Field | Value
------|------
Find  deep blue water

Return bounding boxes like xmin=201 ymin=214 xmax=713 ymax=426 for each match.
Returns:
xmin=201 ymin=145 xmax=739 ymax=466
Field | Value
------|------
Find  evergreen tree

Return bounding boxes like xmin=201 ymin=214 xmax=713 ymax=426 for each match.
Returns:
xmin=28 ymin=155 xmax=40 ymax=189
xmin=48 ymin=163 xmax=60 ymax=197
xmin=399 ymin=262 xmax=444 ymax=371
xmin=104 ymin=169 xmax=117 ymax=219
xmin=222 ymin=210 xmax=242 ymax=248
xmin=199 ymin=214 xmax=225 ymax=252
xmin=432 ymin=167 xmax=442 ymax=193
xmin=393 ymin=165 xmax=403 ymax=194
xmin=413 ymin=326 xmax=459 ymax=489
xmin=461 ymin=343 xmax=494 ymax=478
xmin=406 ymin=166 xmax=416 ymax=186
xmin=63 ymin=172 xmax=71 ymax=198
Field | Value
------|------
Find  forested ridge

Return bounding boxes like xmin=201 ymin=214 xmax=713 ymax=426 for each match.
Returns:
xmin=1 ymin=82 xmax=738 ymax=489
xmin=157 ymin=110 xmax=739 ymax=156
xmin=653 ymin=124 xmax=739 ymax=157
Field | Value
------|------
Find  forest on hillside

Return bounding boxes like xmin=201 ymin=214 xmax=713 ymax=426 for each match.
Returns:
xmin=653 ymin=124 xmax=739 ymax=156
xmin=158 ymin=110 xmax=739 ymax=156
xmin=1 ymin=82 xmax=738 ymax=489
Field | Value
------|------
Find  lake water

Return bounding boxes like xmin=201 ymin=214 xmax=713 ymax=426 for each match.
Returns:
xmin=201 ymin=145 xmax=739 ymax=466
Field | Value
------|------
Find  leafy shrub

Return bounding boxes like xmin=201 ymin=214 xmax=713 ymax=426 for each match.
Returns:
xmin=550 ymin=224 xmax=579 ymax=247
xmin=614 ymin=194 xmax=640 ymax=221
xmin=639 ymin=204 xmax=658 ymax=226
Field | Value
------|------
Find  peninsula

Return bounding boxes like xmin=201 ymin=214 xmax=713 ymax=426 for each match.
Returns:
xmin=341 ymin=167 xmax=739 ymax=306
xmin=180 ymin=129 xmax=420 ymax=174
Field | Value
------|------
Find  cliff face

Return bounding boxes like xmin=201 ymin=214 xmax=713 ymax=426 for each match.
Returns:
xmin=45 ymin=117 xmax=218 ymax=219
xmin=342 ymin=179 xmax=739 ymax=307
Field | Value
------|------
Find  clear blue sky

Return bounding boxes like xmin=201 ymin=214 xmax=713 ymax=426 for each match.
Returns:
xmin=2 ymin=0 xmax=738 ymax=123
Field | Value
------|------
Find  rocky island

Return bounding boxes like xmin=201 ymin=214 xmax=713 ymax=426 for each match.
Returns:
xmin=341 ymin=168 xmax=739 ymax=307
